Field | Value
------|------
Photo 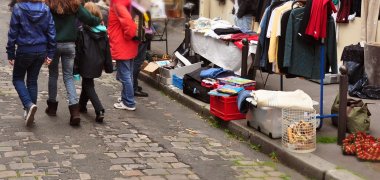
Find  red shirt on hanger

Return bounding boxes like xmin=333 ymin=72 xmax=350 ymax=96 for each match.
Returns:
xmin=305 ymin=0 xmax=337 ymax=39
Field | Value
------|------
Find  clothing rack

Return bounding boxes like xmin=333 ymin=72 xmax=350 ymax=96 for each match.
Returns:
xmin=261 ymin=0 xmax=338 ymax=129
xmin=316 ymin=39 xmax=338 ymax=129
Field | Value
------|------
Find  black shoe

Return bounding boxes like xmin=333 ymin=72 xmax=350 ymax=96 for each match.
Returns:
xmin=95 ymin=110 xmax=104 ymax=123
xmin=137 ymin=86 xmax=142 ymax=92
xmin=134 ymin=90 xmax=148 ymax=97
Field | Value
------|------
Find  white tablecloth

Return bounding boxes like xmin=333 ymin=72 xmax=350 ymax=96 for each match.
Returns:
xmin=190 ymin=31 xmax=256 ymax=75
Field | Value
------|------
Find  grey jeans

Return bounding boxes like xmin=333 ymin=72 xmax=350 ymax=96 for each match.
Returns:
xmin=48 ymin=42 xmax=79 ymax=105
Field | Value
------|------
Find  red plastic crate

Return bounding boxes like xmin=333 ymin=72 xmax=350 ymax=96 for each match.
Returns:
xmin=210 ymin=95 xmax=246 ymax=121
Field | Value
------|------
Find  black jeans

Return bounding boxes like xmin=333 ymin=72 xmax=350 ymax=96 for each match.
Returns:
xmin=133 ymin=42 xmax=149 ymax=91
xmin=79 ymin=78 xmax=104 ymax=113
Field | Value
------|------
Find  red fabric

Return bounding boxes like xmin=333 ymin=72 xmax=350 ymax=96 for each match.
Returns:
xmin=336 ymin=0 xmax=351 ymax=23
xmin=108 ymin=0 xmax=138 ymax=60
xmin=305 ymin=0 xmax=337 ymax=39
xmin=233 ymin=35 xmax=259 ymax=49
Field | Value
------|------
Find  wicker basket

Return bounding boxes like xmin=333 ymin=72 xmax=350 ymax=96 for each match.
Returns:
xmin=282 ymin=108 xmax=316 ymax=153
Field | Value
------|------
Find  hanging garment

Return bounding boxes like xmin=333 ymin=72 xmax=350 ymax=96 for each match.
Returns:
xmin=361 ymin=0 xmax=380 ymax=43
xmin=350 ymin=0 xmax=361 ymax=17
xmin=336 ymin=0 xmax=352 ymax=23
xmin=277 ymin=10 xmax=292 ymax=74
xmin=298 ymin=0 xmax=314 ymax=41
xmin=267 ymin=1 xmax=294 ymax=72
xmin=284 ymin=7 xmax=337 ymax=79
xmin=255 ymin=0 xmax=271 ymax=22
xmin=305 ymin=0 xmax=337 ymax=39
xmin=254 ymin=1 xmax=284 ymax=72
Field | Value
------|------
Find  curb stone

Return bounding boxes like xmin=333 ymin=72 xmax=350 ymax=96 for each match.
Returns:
xmin=139 ymin=72 xmax=363 ymax=180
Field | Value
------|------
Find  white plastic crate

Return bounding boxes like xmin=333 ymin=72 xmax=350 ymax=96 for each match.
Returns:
xmin=246 ymin=106 xmax=282 ymax=139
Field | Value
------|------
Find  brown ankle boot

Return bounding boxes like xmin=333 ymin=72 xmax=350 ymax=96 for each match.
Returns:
xmin=69 ymin=104 xmax=81 ymax=126
xmin=45 ymin=100 xmax=58 ymax=116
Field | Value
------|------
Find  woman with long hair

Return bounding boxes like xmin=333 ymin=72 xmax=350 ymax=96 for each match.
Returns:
xmin=45 ymin=0 xmax=101 ymax=126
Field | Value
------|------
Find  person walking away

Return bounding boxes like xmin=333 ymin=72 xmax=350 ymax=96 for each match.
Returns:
xmin=6 ymin=0 xmax=56 ymax=126
xmin=109 ymin=0 xmax=139 ymax=111
xmin=231 ymin=0 xmax=259 ymax=33
xmin=74 ymin=2 xmax=113 ymax=123
xmin=45 ymin=0 xmax=101 ymax=126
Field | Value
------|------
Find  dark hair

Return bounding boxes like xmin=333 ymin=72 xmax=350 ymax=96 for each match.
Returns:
xmin=8 ymin=0 xmax=17 ymax=9
xmin=45 ymin=0 xmax=81 ymax=14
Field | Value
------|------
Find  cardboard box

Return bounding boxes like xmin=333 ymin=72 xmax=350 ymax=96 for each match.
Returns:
xmin=142 ymin=60 xmax=170 ymax=78
xmin=159 ymin=62 xmax=202 ymax=78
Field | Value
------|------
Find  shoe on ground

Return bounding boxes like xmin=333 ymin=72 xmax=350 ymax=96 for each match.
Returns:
xmin=134 ymin=90 xmax=148 ymax=97
xmin=25 ymin=104 xmax=37 ymax=127
xmin=23 ymin=109 xmax=27 ymax=120
xmin=95 ymin=110 xmax=105 ymax=123
xmin=114 ymin=102 xmax=136 ymax=111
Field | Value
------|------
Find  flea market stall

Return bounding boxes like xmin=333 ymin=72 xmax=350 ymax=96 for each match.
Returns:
xmin=144 ymin=0 xmax=380 ymax=159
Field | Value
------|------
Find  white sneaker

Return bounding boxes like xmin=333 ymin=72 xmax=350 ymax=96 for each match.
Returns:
xmin=23 ymin=110 xmax=27 ymax=120
xmin=117 ymin=97 xmax=122 ymax=103
xmin=25 ymin=104 xmax=37 ymax=126
xmin=113 ymin=102 xmax=136 ymax=111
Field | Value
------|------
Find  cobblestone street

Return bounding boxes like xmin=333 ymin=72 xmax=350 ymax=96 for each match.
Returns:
xmin=0 ymin=1 xmax=305 ymax=179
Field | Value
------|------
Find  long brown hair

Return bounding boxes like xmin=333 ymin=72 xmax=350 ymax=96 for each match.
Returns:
xmin=45 ymin=0 xmax=81 ymax=14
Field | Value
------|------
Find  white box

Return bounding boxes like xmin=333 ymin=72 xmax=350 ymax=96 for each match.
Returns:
xmin=158 ymin=62 xmax=202 ymax=78
xmin=246 ymin=106 xmax=282 ymax=139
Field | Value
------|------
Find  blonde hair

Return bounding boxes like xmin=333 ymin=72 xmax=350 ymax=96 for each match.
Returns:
xmin=84 ymin=2 xmax=103 ymax=20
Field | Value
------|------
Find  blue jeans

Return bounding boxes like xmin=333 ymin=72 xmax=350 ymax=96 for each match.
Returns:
xmin=48 ymin=42 xmax=78 ymax=105
xmin=234 ymin=15 xmax=253 ymax=33
xmin=117 ymin=60 xmax=135 ymax=107
xmin=12 ymin=53 xmax=45 ymax=109
xmin=133 ymin=42 xmax=149 ymax=91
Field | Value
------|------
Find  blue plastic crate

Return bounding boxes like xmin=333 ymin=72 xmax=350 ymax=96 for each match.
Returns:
xmin=172 ymin=74 xmax=183 ymax=90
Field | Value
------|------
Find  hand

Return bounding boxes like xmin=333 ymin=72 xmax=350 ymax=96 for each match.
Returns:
xmin=8 ymin=60 xmax=15 ymax=66
xmin=45 ymin=57 xmax=52 ymax=66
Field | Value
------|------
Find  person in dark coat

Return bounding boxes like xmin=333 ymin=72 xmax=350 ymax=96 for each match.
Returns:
xmin=231 ymin=0 xmax=259 ymax=33
xmin=7 ymin=0 xmax=56 ymax=126
xmin=74 ymin=2 xmax=113 ymax=123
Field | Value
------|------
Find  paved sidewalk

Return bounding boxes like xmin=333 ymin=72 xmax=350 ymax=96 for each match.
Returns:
xmin=0 ymin=3 xmax=305 ymax=177
xmin=0 ymin=61 xmax=306 ymax=179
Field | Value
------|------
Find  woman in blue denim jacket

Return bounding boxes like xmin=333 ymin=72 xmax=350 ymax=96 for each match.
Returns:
xmin=6 ymin=0 xmax=56 ymax=126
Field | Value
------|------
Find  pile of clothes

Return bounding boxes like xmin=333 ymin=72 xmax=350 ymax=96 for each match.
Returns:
xmin=238 ymin=89 xmax=314 ymax=114
xmin=190 ymin=17 xmax=258 ymax=49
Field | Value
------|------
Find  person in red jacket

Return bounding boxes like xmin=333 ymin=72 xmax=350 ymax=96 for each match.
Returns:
xmin=108 ymin=0 xmax=139 ymax=111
